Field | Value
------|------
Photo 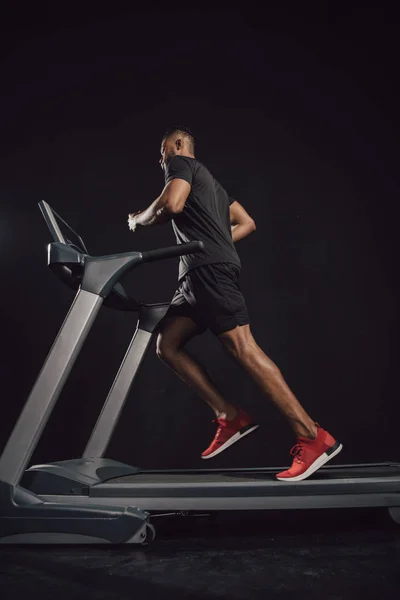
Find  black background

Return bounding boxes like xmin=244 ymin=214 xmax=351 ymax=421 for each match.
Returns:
xmin=0 ymin=4 xmax=398 ymax=470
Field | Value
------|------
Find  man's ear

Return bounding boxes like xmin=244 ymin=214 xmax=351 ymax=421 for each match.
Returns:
xmin=175 ymin=138 xmax=182 ymax=150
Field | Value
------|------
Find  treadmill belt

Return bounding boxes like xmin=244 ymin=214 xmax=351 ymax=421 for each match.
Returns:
xmin=109 ymin=464 xmax=400 ymax=485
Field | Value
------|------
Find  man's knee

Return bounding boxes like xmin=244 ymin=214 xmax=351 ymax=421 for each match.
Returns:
xmin=156 ymin=333 xmax=168 ymax=362
xmin=156 ymin=333 xmax=177 ymax=364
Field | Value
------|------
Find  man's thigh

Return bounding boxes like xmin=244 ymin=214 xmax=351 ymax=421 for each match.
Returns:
xmin=189 ymin=264 xmax=250 ymax=336
xmin=157 ymin=314 xmax=204 ymax=352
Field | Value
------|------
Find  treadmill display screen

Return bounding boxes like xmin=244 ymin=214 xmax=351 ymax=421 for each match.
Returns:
xmin=39 ymin=200 xmax=88 ymax=254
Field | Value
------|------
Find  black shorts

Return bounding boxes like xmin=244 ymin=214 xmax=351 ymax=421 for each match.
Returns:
xmin=165 ymin=263 xmax=250 ymax=336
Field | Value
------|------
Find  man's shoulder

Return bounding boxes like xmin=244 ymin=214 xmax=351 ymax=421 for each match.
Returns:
xmin=167 ymin=156 xmax=215 ymax=185
xmin=165 ymin=156 xmax=198 ymax=184
xmin=169 ymin=156 xmax=205 ymax=177
xmin=170 ymin=155 xmax=197 ymax=165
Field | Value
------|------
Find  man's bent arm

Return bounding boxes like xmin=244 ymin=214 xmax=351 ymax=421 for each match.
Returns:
xmin=133 ymin=179 xmax=191 ymax=227
xmin=134 ymin=197 xmax=172 ymax=227
xmin=230 ymin=200 xmax=256 ymax=243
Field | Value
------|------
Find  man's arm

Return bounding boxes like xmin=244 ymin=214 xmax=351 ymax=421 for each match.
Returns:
xmin=129 ymin=179 xmax=191 ymax=229
xmin=230 ymin=200 xmax=256 ymax=242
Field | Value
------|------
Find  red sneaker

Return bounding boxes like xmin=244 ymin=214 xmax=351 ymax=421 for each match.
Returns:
xmin=201 ymin=409 xmax=259 ymax=459
xmin=276 ymin=423 xmax=343 ymax=481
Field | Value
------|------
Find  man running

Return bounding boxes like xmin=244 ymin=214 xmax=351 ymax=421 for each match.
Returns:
xmin=127 ymin=126 xmax=342 ymax=481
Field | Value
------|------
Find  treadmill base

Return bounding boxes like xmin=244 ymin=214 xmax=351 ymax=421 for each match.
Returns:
xmin=0 ymin=481 xmax=153 ymax=545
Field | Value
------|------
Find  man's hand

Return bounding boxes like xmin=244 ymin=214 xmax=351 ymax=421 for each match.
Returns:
xmin=128 ymin=211 xmax=141 ymax=232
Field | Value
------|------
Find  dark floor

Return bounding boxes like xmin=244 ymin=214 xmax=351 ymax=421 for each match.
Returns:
xmin=1 ymin=508 xmax=399 ymax=599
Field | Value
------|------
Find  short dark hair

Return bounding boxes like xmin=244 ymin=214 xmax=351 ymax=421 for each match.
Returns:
xmin=162 ymin=125 xmax=195 ymax=153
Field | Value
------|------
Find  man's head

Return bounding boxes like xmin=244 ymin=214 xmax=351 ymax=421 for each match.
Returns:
xmin=160 ymin=126 xmax=195 ymax=172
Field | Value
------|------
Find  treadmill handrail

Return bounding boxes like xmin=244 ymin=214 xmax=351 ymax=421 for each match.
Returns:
xmin=141 ymin=240 xmax=204 ymax=263
xmin=81 ymin=241 xmax=204 ymax=298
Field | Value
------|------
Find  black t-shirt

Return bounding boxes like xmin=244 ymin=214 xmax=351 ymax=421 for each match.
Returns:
xmin=164 ymin=155 xmax=241 ymax=280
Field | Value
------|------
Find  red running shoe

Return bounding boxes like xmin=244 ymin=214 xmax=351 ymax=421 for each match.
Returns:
xmin=201 ymin=409 xmax=259 ymax=459
xmin=276 ymin=423 xmax=343 ymax=481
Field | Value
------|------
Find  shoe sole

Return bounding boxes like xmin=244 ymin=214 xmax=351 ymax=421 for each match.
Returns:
xmin=201 ymin=424 xmax=260 ymax=459
xmin=276 ymin=441 xmax=343 ymax=482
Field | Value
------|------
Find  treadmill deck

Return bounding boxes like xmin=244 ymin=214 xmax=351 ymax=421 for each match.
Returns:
xmin=39 ymin=463 xmax=400 ymax=512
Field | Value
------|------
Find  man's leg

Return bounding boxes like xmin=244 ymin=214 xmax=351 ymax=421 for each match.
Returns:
xmin=156 ymin=315 xmax=237 ymax=419
xmin=218 ymin=324 xmax=318 ymax=439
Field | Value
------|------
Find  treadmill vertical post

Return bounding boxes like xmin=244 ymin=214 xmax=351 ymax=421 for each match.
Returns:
xmin=82 ymin=302 xmax=169 ymax=459
xmin=82 ymin=326 xmax=153 ymax=459
xmin=0 ymin=289 xmax=103 ymax=487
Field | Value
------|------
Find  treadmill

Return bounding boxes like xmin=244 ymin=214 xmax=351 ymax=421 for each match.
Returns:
xmin=1 ymin=203 xmax=399 ymax=545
